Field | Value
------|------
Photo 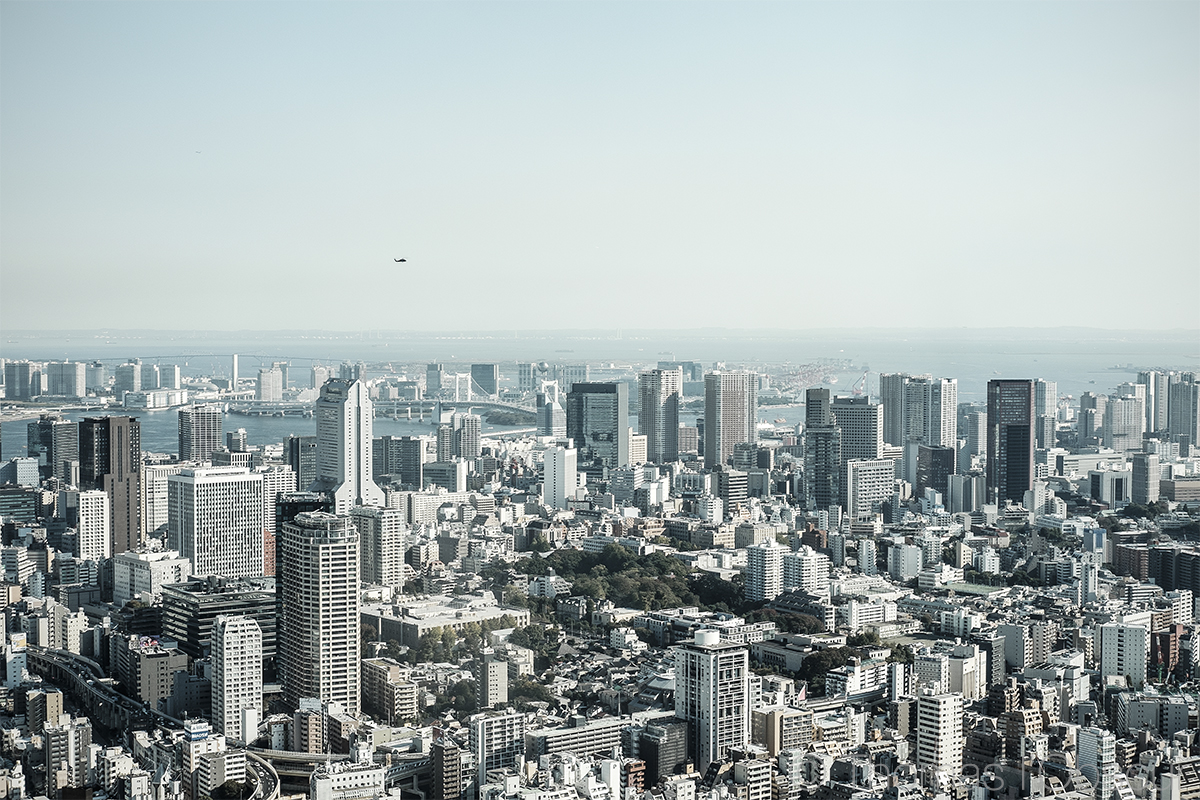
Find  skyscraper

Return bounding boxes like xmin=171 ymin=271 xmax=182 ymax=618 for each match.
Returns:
xmin=27 ymin=414 xmax=78 ymax=482
xmin=470 ymin=364 xmax=499 ymax=397
xmin=46 ymin=362 xmax=86 ymax=398
xmin=1167 ymin=376 xmax=1200 ymax=450
xmin=675 ymin=630 xmax=750 ymax=771
xmin=566 ymin=382 xmax=630 ymax=472
xmin=704 ymin=372 xmax=757 ymax=470
xmin=804 ymin=388 xmax=841 ymax=512
xmin=639 ymin=368 xmax=682 ymax=464
xmin=985 ymin=380 xmax=1035 ymax=505
xmin=311 ymin=379 xmax=385 ymax=514
xmin=256 ymin=368 xmax=283 ymax=402
xmin=542 ymin=446 xmax=577 ymax=510
xmin=168 ymin=467 xmax=265 ymax=579
xmin=75 ymin=490 xmax=111 ymax=562
xmin=745 ymin=541 xmax=783 ymax=602
xmin=78 ymin=416 xmax=142 ymax=554
xmin=451 ymin=412 xmax=482 ymax=460
xmin=278 ymin=512 xmax=360 ymax=714
xmin=285 ymin=435 xmax=318 ymax=492
xmin=351 ymin=505 xmax=406 ymax=587
xmin=179 ymin=405 xmax=224 ymax=462
xmin=846 ymin=458 xmax=896 ymax=518
xmin=211 ymin=615 xmax=263 ymax=743
xmin=880 ymin=374 xmax=957 ymax=448
xmin=425 ymin=363 xmax=444 ymax=398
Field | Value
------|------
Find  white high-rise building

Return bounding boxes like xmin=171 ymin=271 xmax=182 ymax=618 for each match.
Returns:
xmin=1077 ymin=727 xmax=1116 ymax=800
xmin=675 ymin=630 xmax=750 ymax=771
xmin=178 ymin=405 xmax=224 ymax=463
xmin=211 ymin=615 xmax=263 ymax=743
xmin=783 ymin=546 xmax=830 ymax=595
xmin=916 ymin=690 xmax=963 ymax=775
xmin=639 ymin=368 xmax=683 ymax=464
xmin=704 ymin=372 xmax=757 ymax=470
xmin=857 ymin=539 xmax=877 ymax=575
xmin=1103 ymin=396 xmax=1145 ymax=453
xmin=542 ymin=446 xmax=577 ymax=510
xmin=845 ymin=459 xmax=896 ymax=518
xmin=76 ymin=490 xmax=111 ymax=561
xmin=882 ymin=374 xmax=957 ymax=448
xmin=168 ymin=467 xmax=264 ymax=579
xmin=256 ymin=368 xmax=283 ymax=402
xmin=350 ymin=506 xmax=407 ymax=587
xmin=1098 ymin=623 xmax=1148 ymax=689
xmin=278 ymin=512 xmax=360 ymax=713
xmin=311 ymin=379 xmax=386 ymax=515
xmin=831 ymin=397 xmax=884 ymax=463
xmin=143 ymin=463 xmax=186 ymax=535
xmin=470 ymin=712 xmax=525 ymax=787
xmin=746 ymin=541 xmax=783 ymax=602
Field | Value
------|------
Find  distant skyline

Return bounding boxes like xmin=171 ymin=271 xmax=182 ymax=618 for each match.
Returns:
xmin=2 ymin=2 xmax=1196 ymax=330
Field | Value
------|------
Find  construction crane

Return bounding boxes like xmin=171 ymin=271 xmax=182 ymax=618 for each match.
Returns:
xmin=851 ymin=370 xmax=870 ymax=396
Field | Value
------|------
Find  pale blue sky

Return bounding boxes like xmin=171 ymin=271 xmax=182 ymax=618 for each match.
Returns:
xmin=1 ymin=1 xmax=1196 ymax=331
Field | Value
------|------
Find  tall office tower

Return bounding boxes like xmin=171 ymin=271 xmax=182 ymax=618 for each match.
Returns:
xmin=431 ymin=738 xmax=463 ymax=800
xmin=566 ymin=382 xmax=630 ymax=472
xmin=27 ymin=414 xmax=78 ymax=482
xmin=451 ymin=413 xmax=482 ymax=460
xmin=675 ymin=630 xmax=750 ymax=771
xmin=1077 ymin=727 xmax=1116 ymax=800
xmin=470 ymin=364 xmax=499 ymax=397
xmin=470 ymin=712 xmax=525 ymax=787
xmin=78 ymin=416 xmax=142 ymax=554
xmin=436 ymin=425 xmax=454 ymax=463
xmin=745 ymin=540 xmax=783 ymax=602
xmin=211 ymin=615 xmax=263 ymax=742
xmin=831 ymin=396 xmax=883 ymax=462
xmin=1103 ymin=395 xmax=1145 ymax=453
xmin=1034 ymin=379 xmax=1057 ymax=419
xmin=285 ymin=435 xmax=318 ymax=492
xmin=535 ymin=383 xmax=567 ymax=438
xmin=964 ymin=410 xmax=987 ymax=459
xmin=879 ymin=373 xmax=907 ymax=446
xmin=804 ymin=388 xmax=841 ymax=511
xmin=946 ymin=473 xmax=985 ymax=514
xmin=47 ymin=362 xmax=87 ymax=398
xmin=425 ymin=363 xmax=444 ymax=398
xmin=517 ymin=362 xmax=537 ymax=392
xmin=144 ymin=463 xmax=185 ymax=535
xmin=1098 ymin=623 xmax=1147 ymax=689
xmin=1168 ymin=376 xmax=1200 ymax=450
xmin=256 ymin=368 xmax=283 ymax=402
xmin=311 ymin=379 xmax=385 ymax=514
xmin=310 ymin=364 xmax=330 ymax=390
xmin=258 ymin=464 xmax=296 ymax=576
xmin=140 ymin=363 xmax=160 ymax=391
xmin=846 ymin=459 xmax=896 ymax=518
xmin=113 ymin=362 xmax=141 ymax=399
xmin=231 ymin=354 xmax=239 ymax=386
xmin=226 ymin=429 xmax=248 ymax=452
xmin=985 ymin=380 xmax=1035 ymax=505
xmin=916 ymin=691 xmax=963 ymax=775
xmin=351 ymin=505 xmax=406 ymax=587
xmin=159 ymin=364 xmax=181 ymax=390
xmin=915 ymin=445 xmax=955 ymax=498
xmin=639 ymin=368 xmax=682 ymax=464
xmin=279 ymin=511 xmax=359 ymax=712
xmin=1138 ymin=371 xmax=1170 ymax=432
xmin=179 ymin=405 xmax=224 ymax=462
xmin=542 ymin=446 xmax=577 ymax=510
xmin=168 ymin=467 xmax=264 ymax=579
xmin=76 ymin=490 xmax=111 ymax=561
xmin=85 ymin=362 xmax=108 ymax=393
xmin=4 ymin=361 xmax=35 ymax=400
xmin=339 ymin=361 xmax=366 ymax=382
xmin=1131 ymin=453 xmax=1161 ymax=505
xmin=273 ymin=362 xmax=290 ymax=390
xmin=704 ymin=372 xmax=757 ymax=470
xmin=554 ymin=364 xmax=590 ymax=394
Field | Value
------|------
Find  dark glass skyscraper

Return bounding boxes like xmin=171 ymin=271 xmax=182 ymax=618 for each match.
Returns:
xmin=986 ymin=380 xmax=1035 ymax=504
xmin=78 ymin=416 xmax=142 ymax=553
xmin=566 ymin=382 xmax=629 ymax=474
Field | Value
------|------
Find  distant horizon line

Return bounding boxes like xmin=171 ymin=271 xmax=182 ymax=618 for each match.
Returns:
xmin=3 ymin=326 xmax=1197 ymax=337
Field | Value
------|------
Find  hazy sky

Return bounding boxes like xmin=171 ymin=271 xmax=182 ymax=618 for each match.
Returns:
xmin=2 ymin=1 xmax=1196 ymax=331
